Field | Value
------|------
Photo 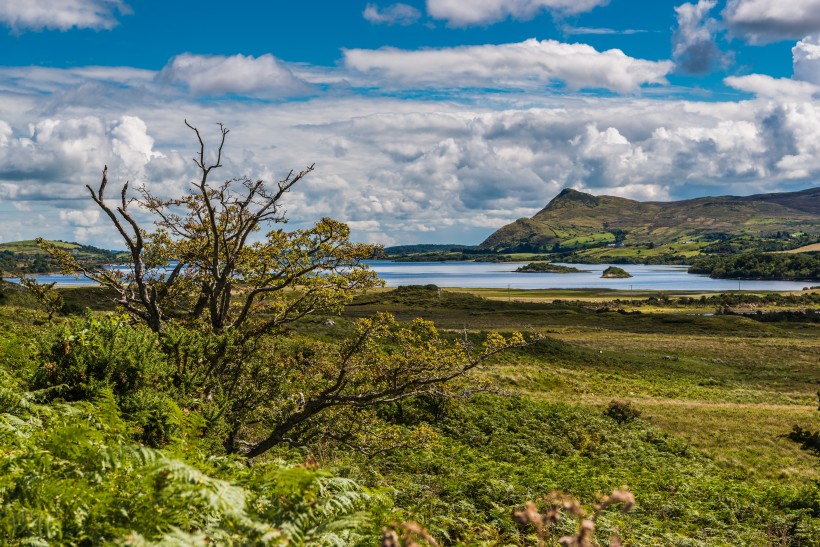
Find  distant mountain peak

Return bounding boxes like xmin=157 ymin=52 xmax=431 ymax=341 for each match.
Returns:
xmin=480 ymin=186 xmax=820 ymax=254
xmin=538 ymin=188 xmax=603 ymax=215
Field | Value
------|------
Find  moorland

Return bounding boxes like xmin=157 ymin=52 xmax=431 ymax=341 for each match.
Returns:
xmin=1 ymin=280 xmax=819 ymax=545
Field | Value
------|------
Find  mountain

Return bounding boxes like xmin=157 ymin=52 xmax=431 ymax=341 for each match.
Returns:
xmin=479 ymin=187 xmax=820 ymax=257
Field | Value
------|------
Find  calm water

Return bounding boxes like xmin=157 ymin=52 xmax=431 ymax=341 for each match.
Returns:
xmin=10 ymin=261 xmax=813 ymax=291
xmin=367 ymin=261 xmax=814 ymax=291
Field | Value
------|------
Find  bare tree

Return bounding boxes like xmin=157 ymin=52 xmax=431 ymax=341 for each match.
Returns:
xmin=43 ymin=121 xmax=379 ymax=336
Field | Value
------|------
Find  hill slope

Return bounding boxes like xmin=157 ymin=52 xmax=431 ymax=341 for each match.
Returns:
xmin=0 ymin=240 xmax=122 ymax=275
xmin=480 ymin=187 xmax=820 ymax=257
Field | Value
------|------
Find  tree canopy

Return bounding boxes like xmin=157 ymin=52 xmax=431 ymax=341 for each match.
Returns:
xmin=39 ymin=122 xmax=530 ymax=458
xmin=44 ymin=122 xmax=379 ymax=336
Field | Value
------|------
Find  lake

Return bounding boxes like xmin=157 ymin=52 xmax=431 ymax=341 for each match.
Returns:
xmin=367 ymin=261 xmax=812 ymax=291
xmin=9 ymin=261 xmax=814 ymax=292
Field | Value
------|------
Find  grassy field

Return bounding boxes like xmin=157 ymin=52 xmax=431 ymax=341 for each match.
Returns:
xmin=782 ymin=243 xmax=820 ymax=254
xmin=3 ymin=281 xmax=820 ymax=544
xmin=346 ymin=286 xmax=820 ymax=482
xmin=0 ymin=239 xmax=79 ymax=254
xmin=339 ymin=286 xmax=820 ymax=543
xmin=0 ymin=239 xmax=126 ymax=276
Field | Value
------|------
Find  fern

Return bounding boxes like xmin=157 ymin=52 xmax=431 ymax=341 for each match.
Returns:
xmin=0 ymin=382 xmax=375 ymax=545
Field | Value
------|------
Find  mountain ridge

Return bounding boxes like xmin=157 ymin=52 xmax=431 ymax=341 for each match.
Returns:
xmin=480 ymin=187 xmax=820 ymax=256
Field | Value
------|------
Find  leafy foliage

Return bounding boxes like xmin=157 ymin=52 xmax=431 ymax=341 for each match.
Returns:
xmin=690 ymin=252 xmax=820 ymax=280
xmin=241 ymin=313 xmax=528 ymax=457
xmin=19 ymin=276 xmax=65 ymax=320
xmin=0 ymin=386 xmax=375 ymax=546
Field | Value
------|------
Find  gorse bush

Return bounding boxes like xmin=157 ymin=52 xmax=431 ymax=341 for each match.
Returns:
xmin=19 ymin=276 xmax=64 ymax=321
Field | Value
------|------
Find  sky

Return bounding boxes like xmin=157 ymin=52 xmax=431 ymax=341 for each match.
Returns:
xmin=1 ymin=0 xmax=820 ymax=248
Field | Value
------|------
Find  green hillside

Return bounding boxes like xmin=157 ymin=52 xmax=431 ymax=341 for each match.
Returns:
xmin=480 ymin=187 xmax=820 ymax=262
xmin=0 ymin=240 xmax=123 ymax=275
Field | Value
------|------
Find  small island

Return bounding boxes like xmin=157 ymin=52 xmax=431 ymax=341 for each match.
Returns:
xmin=601 ymin=266 xmax=632 ymax=278
xmin=515 ymin=262 xmax=585 ymax=273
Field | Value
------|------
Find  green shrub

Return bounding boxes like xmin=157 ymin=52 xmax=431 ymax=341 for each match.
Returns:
xmin=604 ymin=400 xmax=642 ymax=424
xmin=31 ymin=313 xmax=182 ymax=446
xmin=33 ymin=312 xmax=169 ymax=400
xmin=0 ymin=387 xmax=376 ymax=545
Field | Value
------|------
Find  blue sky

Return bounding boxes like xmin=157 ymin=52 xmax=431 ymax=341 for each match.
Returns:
xmin=1 ymin=0 xmax=819 ymax=247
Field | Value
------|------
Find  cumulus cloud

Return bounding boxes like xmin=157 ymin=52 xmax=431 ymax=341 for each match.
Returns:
xmin=59 ymin=208 xmax=100 ymax=226
xmin=793 ymin=35 xmax=820 ymax=85
xmin=110 ymin=116 xmax=159 ymax=174
xmin=0 ymin=0 xmax=129 ymax=32
xmin=343 ymin=39 xmax=673 ymax=92
xmin=3 ymin=55 xmax=820 ymax=247
xmin=426 ymin=0 xmax=608 ymax=26
xmin=0 ymin=116 xmax=109 ymax=191
xmin=0 ymin=115 xmax=165 ymax=202
xmin=673 ymin=0 xmax=729 ymax=75
xmin=570 ymin=125 xmax=649 ymax=186
xmin=725 ymin=74 xmax=820 ymax=98
xmin=157 ymin=54 xmax=311 ymax=98
xmin=724 ymin=38 xmax=820 ymax=100
xmin=0 ymin=120 xmax=10 ymax=146
xmin=363 ymin=3 xmax=421 ymax=25
xmin=723 ymin=0 xmax=820 ymax=43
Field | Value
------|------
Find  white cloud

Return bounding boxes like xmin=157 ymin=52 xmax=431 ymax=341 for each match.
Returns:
xmin=426 ymin=0 xmax=608 ymax=26
xmin=343 ymin=39 xmax=673 ymax=92
xmin=723 ymin=37 xmax=820 ymax=100
xmin=157 ymin=54 xmax=311 ymax=98
xmin=59 ymin=208 xmax=100 ymax=226
xmin=673 ymin=0 xmax=728 ymax=75
xmin=725 ymin=74 xmax=819 ymax=98
xmin=110 ymin=116 xmax=158 ymax=174
xmin=602 ymin=184 xmax=671 ymax=201
xmin=570 ymin=124 xmax=649 ymax=186
xmin=562 ymin=26 xmax=650 ymax=36
xmin=0 ymin=115 xmax=170 ymax=203
xmin=363 ymin=3 xmax=421 ymax=25
xmin=793 ymin=35 xmax=820 ymax=85
xmin=346 ymin=219 xmax=382 ymax=231
xmin=0 ymin=0 xmax=129 ymax=32
xmin=2 ymin=56 xmax=820 ymax=247
xmin=0 ymin=116 xmax=110 ymax=194
xmin=723 ymin=0 xmax=820 ymax=43
xmin=0 ymin=120 xmax=10 ymax=146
